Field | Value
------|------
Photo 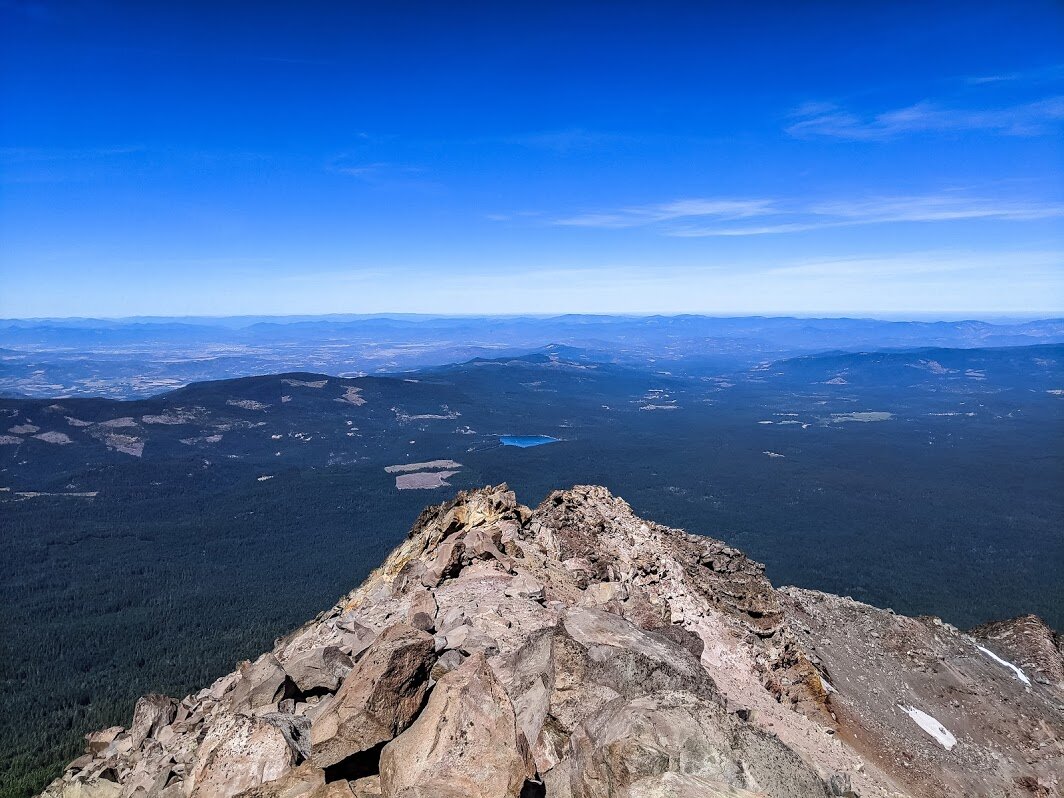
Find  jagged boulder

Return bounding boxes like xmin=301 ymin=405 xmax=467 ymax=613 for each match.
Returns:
xmin=378 ymin=651 xmax=536 ymax=798
xmin=227 ymin=653 xmax=291 ymax=711
xmin=84 ymin=727 xmax=123 ymax=756
xmin=283 ymin=646 xmax=354 ymax=694
xmin=189 ymin=712 xmax=299 ymax=797
xmin=129 ymin=694 xmax=177 ymax=748
xmin=237 ymin=769 xmax=321 ymax=797
xmin=310 ymin=622 xmax=435 ymax=768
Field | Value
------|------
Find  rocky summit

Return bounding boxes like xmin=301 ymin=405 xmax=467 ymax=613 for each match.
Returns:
xmin=43 ymin=485 xmax=1062 ymax=798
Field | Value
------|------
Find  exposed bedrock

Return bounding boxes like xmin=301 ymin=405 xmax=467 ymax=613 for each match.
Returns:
xmin=42 ymin=485 xmax=1063 ymax=798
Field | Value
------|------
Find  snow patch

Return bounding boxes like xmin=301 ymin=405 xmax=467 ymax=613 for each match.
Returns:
xmin=977 ymin=645 xmax=1031 ymax=686
xmin=898 ymin=705 xmax=957 ymax=750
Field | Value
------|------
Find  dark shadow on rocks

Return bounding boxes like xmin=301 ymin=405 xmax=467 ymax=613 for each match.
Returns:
xmin=322 ymin=740 xmax=386 ymax=782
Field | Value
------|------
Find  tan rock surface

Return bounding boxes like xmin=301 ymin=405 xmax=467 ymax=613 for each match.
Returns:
xmin=378 ymin=652 xmax=536 ymax=797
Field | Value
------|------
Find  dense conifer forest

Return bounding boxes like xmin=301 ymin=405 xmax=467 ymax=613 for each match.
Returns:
xmin=2 ymin=348 xmax=1061 ymax=795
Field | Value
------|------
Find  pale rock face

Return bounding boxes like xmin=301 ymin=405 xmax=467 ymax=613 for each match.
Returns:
xmin=309 ymin=623 xmax=435 ymax=769
xmin=188 ymin=713 xmax=297 ymax=797
xmin=378 ymin=652 xmax=536 ymax=797
xmin=84 ymin=727 xmax=123 ymax=756
xmin=41 ymin=485 xmax=1064 ymax=798
xmin=226 ymin=654 xmax=291 ymax=712
xmin=129 ymin=695 xmax=177 ymax=748
xmin=282 ymin=647 xmax=354 ymax=694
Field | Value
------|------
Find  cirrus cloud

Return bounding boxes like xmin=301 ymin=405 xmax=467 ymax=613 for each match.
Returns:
xmin=539 ymin=191 xmax=1064 ymax=237
xmin=786 ymin=96 xmax=1064 ymax=140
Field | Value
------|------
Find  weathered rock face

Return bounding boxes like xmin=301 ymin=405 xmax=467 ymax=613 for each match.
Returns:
xmin=310 ymin=623 xmax=435 ymax=769
xmin=41 ymin=485 xmax=1063 ymax=798
xmin=378 ymin=652 xmax=536 ymax=798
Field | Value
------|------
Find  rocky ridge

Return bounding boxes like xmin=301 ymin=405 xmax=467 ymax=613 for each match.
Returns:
xmin=43 ymin=485 xmax=1063 ymax=798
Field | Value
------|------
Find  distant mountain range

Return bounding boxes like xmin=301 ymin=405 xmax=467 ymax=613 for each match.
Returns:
xmin=2 ymin=314 xmax=1062 ymax=399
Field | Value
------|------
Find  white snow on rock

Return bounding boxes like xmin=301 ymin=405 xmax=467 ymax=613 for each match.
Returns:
xmin=898 ymin=705 xmax=957 ymax=750
xmin=977 ymin=644 xmax=1032 ymax=686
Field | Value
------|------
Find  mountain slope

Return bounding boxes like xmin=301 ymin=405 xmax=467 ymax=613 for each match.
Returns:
xmin=42 ymin=486 xmax=1062 ymax=798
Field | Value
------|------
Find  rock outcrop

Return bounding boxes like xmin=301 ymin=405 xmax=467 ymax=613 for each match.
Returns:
xmin=41 ymin=485 xmax=1063 ymax=798
xmin=971 ymin=614 xmax=1064 ymax=691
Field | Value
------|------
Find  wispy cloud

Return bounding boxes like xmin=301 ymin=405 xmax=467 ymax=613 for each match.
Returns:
xmin=964 ymin=63 xmax=1064 ymax=86
xmin=555 ymin=199 xmax=777 ymax=229
xmin=326 ymin=156 xmax=439 ymax=190
xmin=786 ymin=96 xmax=1064 ymax=140
xmin=538 ymin=192 xmax=1064 ymax=237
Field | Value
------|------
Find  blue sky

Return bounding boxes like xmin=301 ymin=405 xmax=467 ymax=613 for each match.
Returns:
xmin=1 ymin=1 xmax=1062 ymax=317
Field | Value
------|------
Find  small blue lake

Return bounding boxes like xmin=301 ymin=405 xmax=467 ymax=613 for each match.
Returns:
xmin=500 ymin=435 xmax=560 ymax=448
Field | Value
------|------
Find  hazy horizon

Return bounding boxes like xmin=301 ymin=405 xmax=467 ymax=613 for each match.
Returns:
xmin=4 ymin=310 xmax=1063 ymax=324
